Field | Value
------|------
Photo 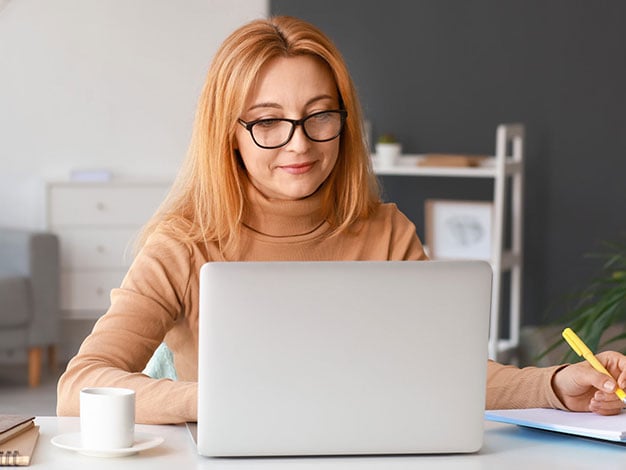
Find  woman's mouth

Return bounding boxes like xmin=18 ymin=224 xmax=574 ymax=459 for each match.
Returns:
xmin=278 ymin=162 xmax=316 ymax=175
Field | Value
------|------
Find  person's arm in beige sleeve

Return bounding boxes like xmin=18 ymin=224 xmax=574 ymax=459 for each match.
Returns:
xmin=57 ymin=232 xmax=198 ymax=424
xmin=487 ymin=351 xmax=626 ymax=416
xmin=486 ymin=360 xmax=568 ymax=410
xmin=385 ymin=205 xmax=429 ymax=261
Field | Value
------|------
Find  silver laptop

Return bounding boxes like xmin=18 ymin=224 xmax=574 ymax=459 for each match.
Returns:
xmin=196 ymin=260 xmax=491 ymax=456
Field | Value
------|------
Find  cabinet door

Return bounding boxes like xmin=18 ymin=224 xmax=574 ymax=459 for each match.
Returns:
xmin=60 ymin=271 xmax=127 ymax=312
xmin=56 ymin=228 xmax=140 ymax=269
xmin=49 ymin=185 xmax=168 ymax=227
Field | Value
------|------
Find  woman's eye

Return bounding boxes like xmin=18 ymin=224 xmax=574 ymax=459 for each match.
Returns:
xmin=256 ymin=119 xmax=281 ymax=129
xmin=311 ymin=112 xmax=331 ymax=122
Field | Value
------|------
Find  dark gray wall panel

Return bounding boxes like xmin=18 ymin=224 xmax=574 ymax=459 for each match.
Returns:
xmin=270 ymin=0 xmax=626 ymax=325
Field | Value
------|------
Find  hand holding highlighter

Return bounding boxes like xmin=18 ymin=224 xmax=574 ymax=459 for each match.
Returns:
xmin=562 ymin=327 xmax=626 ymax=404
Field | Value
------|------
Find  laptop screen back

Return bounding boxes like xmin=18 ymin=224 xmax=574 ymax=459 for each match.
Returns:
xmin=197 ymin=260 xmax=491 ymax=456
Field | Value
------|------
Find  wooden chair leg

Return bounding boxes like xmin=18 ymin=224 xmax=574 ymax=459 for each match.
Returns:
xmin=48 ymin=344 xmax=58 ymax=372
xmin=28 ymin=347 xmax=42 ymax=387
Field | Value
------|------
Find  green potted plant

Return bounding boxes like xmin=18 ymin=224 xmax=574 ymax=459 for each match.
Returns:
xmin=375 ymin=133 xmax=402 ymax=167
xmin=540 ymin=237 xmax=626 ymax=363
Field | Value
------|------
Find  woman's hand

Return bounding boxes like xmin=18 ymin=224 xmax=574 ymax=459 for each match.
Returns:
xmin=552 ymin=351 xmax=626 ymax=415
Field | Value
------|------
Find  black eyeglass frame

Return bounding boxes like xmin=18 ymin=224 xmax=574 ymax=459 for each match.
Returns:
xmin=237 ymin=109 xmax=348 ymax=149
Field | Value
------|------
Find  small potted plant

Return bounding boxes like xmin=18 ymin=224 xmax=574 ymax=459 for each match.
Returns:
xmin=375 ymin=133 xmax=402 ymax=167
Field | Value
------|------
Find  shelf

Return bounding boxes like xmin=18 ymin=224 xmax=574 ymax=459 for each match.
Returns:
xmin=371 ymin=124 xmax=525 ymax=362
xmin=373 ymin=154 xmax=522 ymax=178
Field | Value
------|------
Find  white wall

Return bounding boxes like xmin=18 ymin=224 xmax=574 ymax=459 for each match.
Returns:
xmin=0 ymin=0 xmax=268 ymax=229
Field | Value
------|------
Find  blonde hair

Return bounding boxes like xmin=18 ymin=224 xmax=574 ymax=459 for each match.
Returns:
xmin=138 ymin=16 xmax=380 ymax=253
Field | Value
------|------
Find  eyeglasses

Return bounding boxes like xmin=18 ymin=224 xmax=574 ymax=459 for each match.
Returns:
xmin=238 ymin=110 xmax=347 ymax=149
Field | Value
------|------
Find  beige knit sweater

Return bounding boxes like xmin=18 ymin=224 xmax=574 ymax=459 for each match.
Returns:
xmin=57 ymin=183 xmax=565 ymax=423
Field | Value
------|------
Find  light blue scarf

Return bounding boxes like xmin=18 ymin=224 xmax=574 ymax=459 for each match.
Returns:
xmin=143 ymin=343 xmax=177 ymax=380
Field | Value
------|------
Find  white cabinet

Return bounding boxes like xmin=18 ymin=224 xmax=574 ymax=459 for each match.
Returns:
xmin=373 ymin=124 xmax=524 ymax=361
xmin=47 ymin=181 xmax=171 ymax=320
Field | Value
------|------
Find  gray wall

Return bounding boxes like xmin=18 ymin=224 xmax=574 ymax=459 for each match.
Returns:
xmin=271 ymin=0 xmax=626 ymax=326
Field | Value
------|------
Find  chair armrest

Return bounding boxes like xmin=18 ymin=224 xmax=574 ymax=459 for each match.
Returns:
xmin=0 ymin=228 xmax=60 ymax=346
xmin=0 ymin=228 xmax=34 ymax=276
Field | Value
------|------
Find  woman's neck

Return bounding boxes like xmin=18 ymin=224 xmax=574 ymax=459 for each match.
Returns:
xmin=241 ymin=179 xmax=326 ymax=237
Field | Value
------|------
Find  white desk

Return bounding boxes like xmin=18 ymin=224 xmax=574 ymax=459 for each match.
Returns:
xmin=31 ymin=417 xmax=626 ymax=469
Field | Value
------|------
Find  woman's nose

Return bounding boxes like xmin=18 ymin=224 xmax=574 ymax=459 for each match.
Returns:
xmin=284 ymin=124 xmax=310 ymax=152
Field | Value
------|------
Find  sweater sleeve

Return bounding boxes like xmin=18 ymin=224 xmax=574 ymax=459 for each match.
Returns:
xmin=486 ymin=360 xmax=568 ymax=410
xmin=56 ymin=232 xmax=197 ymax=424
xmin=386 ymin=204 xmax=429 ymax=261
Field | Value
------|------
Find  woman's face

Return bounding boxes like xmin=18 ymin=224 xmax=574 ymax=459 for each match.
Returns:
xmin=235 ymin=55 xmax=341 ymax=201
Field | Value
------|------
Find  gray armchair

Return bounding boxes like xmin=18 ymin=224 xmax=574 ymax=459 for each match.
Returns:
xmin=0 ymin=228 xmax=60 ymax=387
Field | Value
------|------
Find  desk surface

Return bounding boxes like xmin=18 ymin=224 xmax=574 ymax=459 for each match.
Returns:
xmin=29 ymin=417 xmax=626 ymax=469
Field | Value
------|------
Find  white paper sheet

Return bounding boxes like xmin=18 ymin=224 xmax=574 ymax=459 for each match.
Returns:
xmin=486 ymin=408 xmax=626 ymax=442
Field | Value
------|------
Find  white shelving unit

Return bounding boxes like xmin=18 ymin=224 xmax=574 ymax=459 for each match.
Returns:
xmin=373 ymin=123 xmax=525 ymax=361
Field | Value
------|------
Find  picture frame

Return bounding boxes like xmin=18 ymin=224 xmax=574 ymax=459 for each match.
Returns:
xmin=424 ymin=199 xmax=493 ymax=260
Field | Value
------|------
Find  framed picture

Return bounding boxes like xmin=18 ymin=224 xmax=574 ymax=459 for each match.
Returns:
xmin=424 ymin=199 xmax=493 ymax=260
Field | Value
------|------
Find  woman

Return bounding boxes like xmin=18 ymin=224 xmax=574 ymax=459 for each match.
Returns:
xmin=57 ymin=16 xmax=626 ymax=424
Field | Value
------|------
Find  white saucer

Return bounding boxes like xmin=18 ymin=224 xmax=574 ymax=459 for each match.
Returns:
xmin=51 ymin=432 xmax=164 ymax=458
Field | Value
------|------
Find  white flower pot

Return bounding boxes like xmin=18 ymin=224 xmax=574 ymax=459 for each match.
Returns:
xmin=375 ymin=142 xmax=402 ymax=167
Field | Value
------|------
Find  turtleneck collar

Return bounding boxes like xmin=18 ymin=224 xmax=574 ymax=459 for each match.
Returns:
xmin=241 ymin=176 xmax=328 ymax=238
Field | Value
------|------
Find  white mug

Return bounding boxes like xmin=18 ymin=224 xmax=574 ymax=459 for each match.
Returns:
xmin=80 ymin=387 xmax=136 ymax=450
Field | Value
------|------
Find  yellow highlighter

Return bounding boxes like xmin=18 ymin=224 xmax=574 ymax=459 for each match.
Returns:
xmin=562 ymin=327 xmax=626 ymax=403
